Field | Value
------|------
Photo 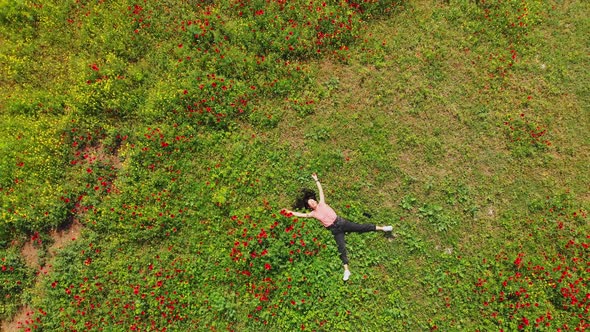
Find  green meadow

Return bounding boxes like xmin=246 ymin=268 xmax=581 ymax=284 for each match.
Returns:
xmin=1 ymin=0 xmax=588 ymax=330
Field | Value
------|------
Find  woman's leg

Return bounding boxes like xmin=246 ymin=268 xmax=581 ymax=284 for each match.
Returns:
xmin=332 ymin=231 xmax=349 ymax=265
xmin=338 ymin=218 xmax=392 ymax=232
xmin=338 ymin=218 xmax=376 ymax=233
xmin=331 ymin=231 xmax=352 ymax=280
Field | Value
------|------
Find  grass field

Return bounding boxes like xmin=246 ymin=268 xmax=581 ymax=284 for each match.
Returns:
xmin=1 ymin=0 xmax=588 ymax=330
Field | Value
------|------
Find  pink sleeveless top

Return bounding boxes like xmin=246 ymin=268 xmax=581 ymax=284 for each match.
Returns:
xmin=310 ymin=202 xmax=337 ymax=227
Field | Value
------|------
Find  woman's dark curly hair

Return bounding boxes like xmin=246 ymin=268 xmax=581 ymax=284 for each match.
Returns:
xmin=293 ymin=188 xmax=317 ymax=210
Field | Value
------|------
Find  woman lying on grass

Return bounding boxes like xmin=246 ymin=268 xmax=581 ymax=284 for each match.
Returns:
xmin=284 ymin=173 xmax=393 ymax=281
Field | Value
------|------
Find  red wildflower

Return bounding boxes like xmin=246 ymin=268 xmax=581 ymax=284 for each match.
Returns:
xmin=264 ymin=263 xmax=271 ymax=270
xmin=523 ymin=316 xmax=530 ymax=326
xmin=514 ymin=253 xmax=524 ymax=268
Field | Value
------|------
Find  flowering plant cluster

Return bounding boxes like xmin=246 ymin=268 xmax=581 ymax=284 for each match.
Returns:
xmin=451 ymin=0 xmax=544 ymax=84
xmin=0 ymin=249 xmax=34 ymax=321
xmin=28 ymin=235 xmax=211 ymax=331
xmin=424 ymin=196 xmax=588 ymax=331
xmin=225 ymin=210 xmax=330 ymax=328
xmin=475 ymin=0 xmax=543 ymax=43
xmin=503 ymin=110 xmax=551 ymax=157
xmin=0 ymin=115 xmax=70 ymax=235
xmin=472 ymin=197 xmax=589 ymax=331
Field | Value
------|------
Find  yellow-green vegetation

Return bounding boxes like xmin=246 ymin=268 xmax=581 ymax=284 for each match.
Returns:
xmin=1 ymin=0 xmax=588 ymax=330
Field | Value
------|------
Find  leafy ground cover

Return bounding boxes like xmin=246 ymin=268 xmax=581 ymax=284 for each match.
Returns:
xmin=1 ymin=0 xmax=588 ymax=330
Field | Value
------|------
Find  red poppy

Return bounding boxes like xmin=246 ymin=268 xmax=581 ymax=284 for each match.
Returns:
xmin=522 ymin=316 xmax=529 ymax=326
xmin=514 ymin=256 xmax=522 ymax=267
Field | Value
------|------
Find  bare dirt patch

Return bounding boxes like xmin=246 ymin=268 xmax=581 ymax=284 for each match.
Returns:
xmin=20 ymin=240 xmax=40 ymax=270
xmin=83 ymin=143 xmax=123 ymax=171
xmin=48 ymin=219 xmax=83 ymax=255
xmin=1 ymin=306 xmax=35 ymax=332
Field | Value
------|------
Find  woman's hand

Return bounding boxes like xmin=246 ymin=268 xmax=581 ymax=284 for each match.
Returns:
xmin=311 ymin=173 xmax=319 ymax=182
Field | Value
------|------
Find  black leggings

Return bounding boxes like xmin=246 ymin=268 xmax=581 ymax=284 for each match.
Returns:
xmin=327 ymin=216 xmax=377 ymax=265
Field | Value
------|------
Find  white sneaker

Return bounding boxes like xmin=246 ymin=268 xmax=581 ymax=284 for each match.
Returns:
xmin=343 ymin=270 xmax=351 ymax=281
xmin=383 ymin=226 xmax=393 ymax=232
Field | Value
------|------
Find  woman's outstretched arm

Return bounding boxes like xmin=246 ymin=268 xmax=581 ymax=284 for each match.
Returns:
xmin=283 ymin=210 xmax=312 ymax=218
xmin=312 ymin=173 xmax=325 ymax=203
